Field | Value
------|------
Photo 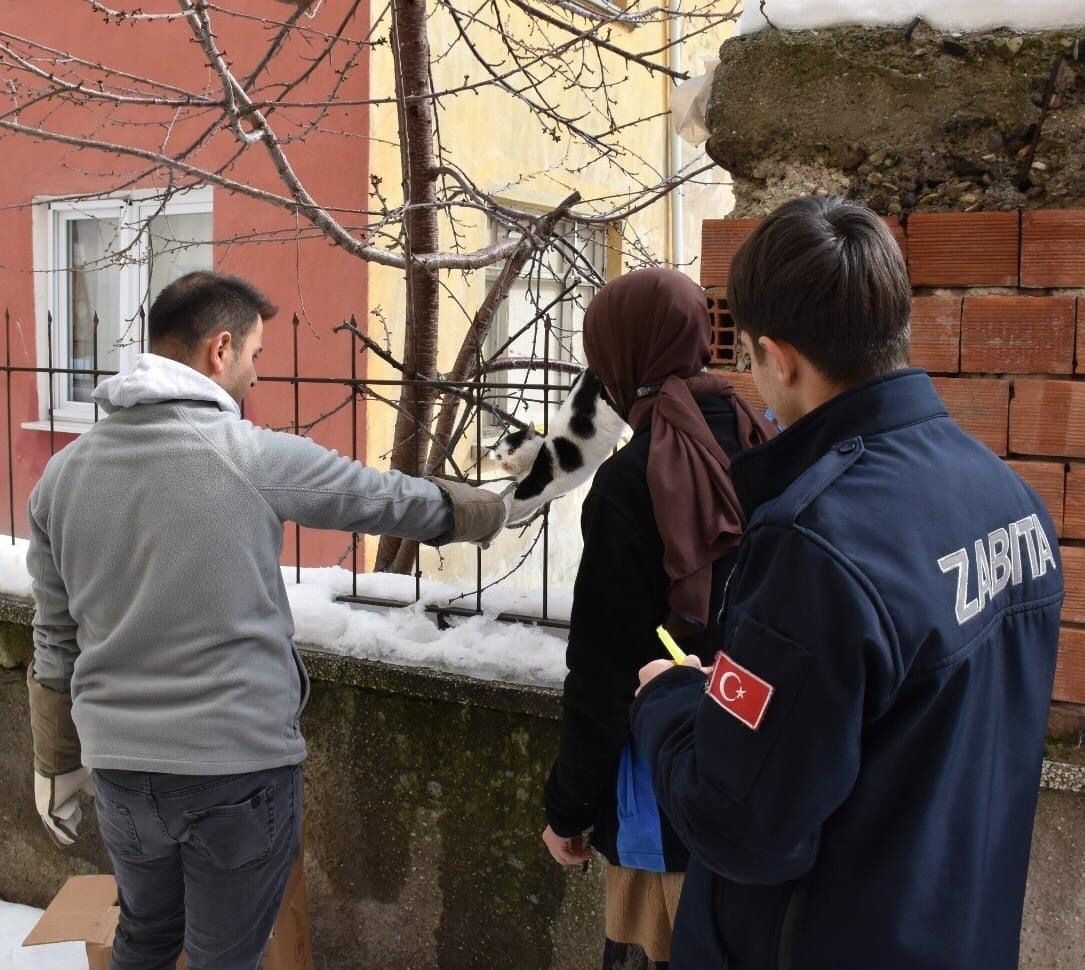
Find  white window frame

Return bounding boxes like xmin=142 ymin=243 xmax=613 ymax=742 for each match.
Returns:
xmin=29 ymin=187 xmax=213 ymax=431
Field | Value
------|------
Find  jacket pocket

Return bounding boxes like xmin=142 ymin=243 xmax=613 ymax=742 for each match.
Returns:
xmin=184 ymin=785 xmax=275 ymax=871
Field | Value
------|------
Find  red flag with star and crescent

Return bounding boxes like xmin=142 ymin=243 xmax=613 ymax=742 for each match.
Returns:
xmin=706 ymin=652 xmax=774 ymax=731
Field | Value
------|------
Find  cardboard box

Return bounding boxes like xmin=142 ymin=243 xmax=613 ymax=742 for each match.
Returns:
xmin=23 ymin=854 xmax=312 ymax=970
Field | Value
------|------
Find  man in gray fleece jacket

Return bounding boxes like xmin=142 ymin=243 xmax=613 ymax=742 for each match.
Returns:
xmin=27 ymin=271 xmax=509 ymax=970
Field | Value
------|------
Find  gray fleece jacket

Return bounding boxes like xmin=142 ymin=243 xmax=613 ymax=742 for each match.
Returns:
xmin=28 ymin=354 xmax=452 ymax=774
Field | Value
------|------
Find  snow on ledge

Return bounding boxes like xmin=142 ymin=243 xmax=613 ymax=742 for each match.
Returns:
xmin=0 ymin=538 xmax=569 ymax=689
xmin=0 ymin=536 xmax=31 ymax=599
xmin=285 ymin=567 xmax=569 ymax=688
xmin=737 ymin=1 xmax=1085 ymax=36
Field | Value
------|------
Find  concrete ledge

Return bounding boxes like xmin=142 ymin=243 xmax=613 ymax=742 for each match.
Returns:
xmin=1043 ymin=759 xmax=1085 ymax=795
xmin=0 ymin=594 xmax=33 ymax=626
xmin=300 ymin=647 xmax=561 ymax=720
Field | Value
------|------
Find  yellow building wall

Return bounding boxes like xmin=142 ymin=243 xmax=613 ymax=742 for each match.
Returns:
xmin=364 ymin=4 xmax=738 ymax=593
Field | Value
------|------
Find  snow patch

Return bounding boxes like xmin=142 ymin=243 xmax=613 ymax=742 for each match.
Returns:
xmin=0 ymin=538 xmax=568 ymax=689
xmin=284 ymin=567 xmax=569 ymax=688
xmin=0 ymin=537 xmax=32 ymax=600
xmin=738 ymin=1 xmax=1085 ymax=35
xmin=0 ymin=900 xmax=85 ymax=970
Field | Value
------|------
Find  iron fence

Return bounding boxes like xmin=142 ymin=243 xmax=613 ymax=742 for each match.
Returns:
xmin=1 ymin=308 xmax=573 ymax=631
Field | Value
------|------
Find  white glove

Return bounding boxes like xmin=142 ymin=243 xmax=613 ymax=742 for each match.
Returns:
xmin=35 ymin=766 xmax=94 ymax=847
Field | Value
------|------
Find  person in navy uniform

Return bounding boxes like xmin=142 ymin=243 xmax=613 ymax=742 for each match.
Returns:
xmin=632 ymin=196 xmax=1064 ymax=970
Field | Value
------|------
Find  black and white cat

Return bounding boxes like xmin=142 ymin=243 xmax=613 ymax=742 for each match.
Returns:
xmin=492 ymin=369 xmax=626 ymax=526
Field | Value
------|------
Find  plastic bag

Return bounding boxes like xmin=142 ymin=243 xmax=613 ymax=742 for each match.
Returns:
xmin=671 ymin=58 xmax=719 ymax=145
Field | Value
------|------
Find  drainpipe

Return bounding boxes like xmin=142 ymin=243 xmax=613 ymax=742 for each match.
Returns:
xmin=668 ymin=13 xmax=685 ymax=269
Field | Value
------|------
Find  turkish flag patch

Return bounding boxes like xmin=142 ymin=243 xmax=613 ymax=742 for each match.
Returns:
xmin=706 ymin=652 xmax=774 ymax=731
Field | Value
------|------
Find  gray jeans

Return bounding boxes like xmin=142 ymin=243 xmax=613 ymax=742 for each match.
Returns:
xmin=92 ymin=764 xmax=302 ymax=970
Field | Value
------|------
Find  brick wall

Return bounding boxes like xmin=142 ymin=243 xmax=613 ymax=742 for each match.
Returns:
xmin=703 ymin=211 xmax=1085 ymax=735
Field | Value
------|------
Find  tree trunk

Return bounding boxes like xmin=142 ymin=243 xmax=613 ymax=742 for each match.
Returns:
xmin=376 ymin=0 xmax=441 ymax=572
xmin=388 ymin=194 xmax=582 ymax=575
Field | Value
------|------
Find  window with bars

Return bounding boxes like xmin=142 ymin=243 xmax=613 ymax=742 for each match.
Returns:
xmin=483 ymin=214 xmax=611 ymax=430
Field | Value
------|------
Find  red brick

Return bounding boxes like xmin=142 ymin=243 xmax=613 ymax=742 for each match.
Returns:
xmin=1021 ymin=210 xmax=1085 ymax=288
xmin=1065 ymin=464 xmax=1085 ymax=540
xmin=883 ymin=216 xmax=907 ymax=263
xmin=718 ymin=369 xmax=766 ymax=413
xmin=931 ymin=377 xmax=1009 ymax=455
xmin=1006 ymin=461 xmax=1065 ymax=536
xmin=1062 ymin=547 xmax=1085 ymax=625
xmin=700 ymin=218 xmax=761 ymax=287
xmin=1054 ymin=627 xmax=1085 ymax=704
xmin=961 ymin=296 xmax=1076 ymax=375
xmin=910 ymin=296 xmax=961 ymax=372
xmin=705 ymin=286 xmax=737 ymax=366
xmin=907 ymin=211 xmax=1020 ymax=287
xmin=1010 ymin=379 xmax=1085 ymax=459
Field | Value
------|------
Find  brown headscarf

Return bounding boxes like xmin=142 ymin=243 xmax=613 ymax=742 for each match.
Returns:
xmin=583 ymin=267 xmax=776 ymax=637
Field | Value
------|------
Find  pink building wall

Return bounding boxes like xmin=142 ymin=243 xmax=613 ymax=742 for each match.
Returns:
xmin=0 ymin=1 xmax=372 ymax=567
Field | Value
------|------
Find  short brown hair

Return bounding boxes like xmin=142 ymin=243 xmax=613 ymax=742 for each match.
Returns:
xmin=727 ymin=197 xmax=911 ymax=384
xmin=148 ymin=271 xmax=277 ymax=358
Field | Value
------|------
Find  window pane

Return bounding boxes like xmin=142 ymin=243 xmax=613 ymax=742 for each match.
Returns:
xmin=67 ymin=218 xmax=121 ymax=403
xmin=484 ymin=215 xmax=612 ymax=430
xmin=491 ymin=277 xmax=571 ymax=427
xmin=148 ymin=212 xmax=213 ymax=302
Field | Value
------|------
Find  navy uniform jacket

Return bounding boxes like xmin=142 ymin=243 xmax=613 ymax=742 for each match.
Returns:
xmin=632 ymin=369 xmax=1063 ymax=970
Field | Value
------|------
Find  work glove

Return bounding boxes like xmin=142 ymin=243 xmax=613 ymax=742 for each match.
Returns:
xmin=427 ymin=477 xmax=515 ymax=547
xmin=27 ymin=667 xmax=93 ymax=847
xmin=34 ymin=765 xmax=93 ymax=847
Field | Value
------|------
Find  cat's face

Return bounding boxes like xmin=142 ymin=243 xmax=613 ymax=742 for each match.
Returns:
xmin=492 ymin=427 xmax=544 ymax=477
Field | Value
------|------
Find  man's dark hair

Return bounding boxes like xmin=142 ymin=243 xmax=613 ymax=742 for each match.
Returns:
xmin=727 ymin=196 xmax=911 ymax=384
xmin=148 ymin=271 xmax=277 ymax=358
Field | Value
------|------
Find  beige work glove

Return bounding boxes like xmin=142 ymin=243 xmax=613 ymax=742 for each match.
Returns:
xmin=427 ymin=477 xmax=515 ymax=548
xmin=27 ymin=667 xmax=93 ymax=847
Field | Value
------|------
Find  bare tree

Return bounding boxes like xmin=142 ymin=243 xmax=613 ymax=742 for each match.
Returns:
xmin=0 ymin=0 xmax=737 ymax=572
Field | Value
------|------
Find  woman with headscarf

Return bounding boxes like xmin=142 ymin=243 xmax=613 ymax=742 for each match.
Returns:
xmin=540 ymin=267 xmax=775 ymax=969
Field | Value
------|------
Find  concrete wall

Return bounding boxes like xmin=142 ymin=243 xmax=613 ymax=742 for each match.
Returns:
xmin=0 ymin=597 xmax=604 ymax=969
xmin=3 ymin=596 xmax=1084 ymax=967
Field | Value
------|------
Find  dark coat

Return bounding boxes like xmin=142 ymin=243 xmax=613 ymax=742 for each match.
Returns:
xmin=633 ymin=370 xmax=1063 ymax=970
xmin=544 ymin=394 xmax=746 ymax=870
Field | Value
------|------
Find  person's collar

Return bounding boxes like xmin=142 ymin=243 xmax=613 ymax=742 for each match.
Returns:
xmin=730 ymin=368 xmax=945 ymax=518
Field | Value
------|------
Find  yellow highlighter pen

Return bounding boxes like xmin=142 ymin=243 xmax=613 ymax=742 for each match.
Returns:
xmin=656 ymin=625 xmax=686 ymax=665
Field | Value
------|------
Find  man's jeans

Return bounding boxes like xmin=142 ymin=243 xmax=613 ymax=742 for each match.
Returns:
xmin=92 ymin=764 xmax=302 ymax=970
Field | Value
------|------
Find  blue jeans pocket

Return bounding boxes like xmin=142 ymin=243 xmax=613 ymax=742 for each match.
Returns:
xmin=183 ymin=785 xmax=275 ymax=871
